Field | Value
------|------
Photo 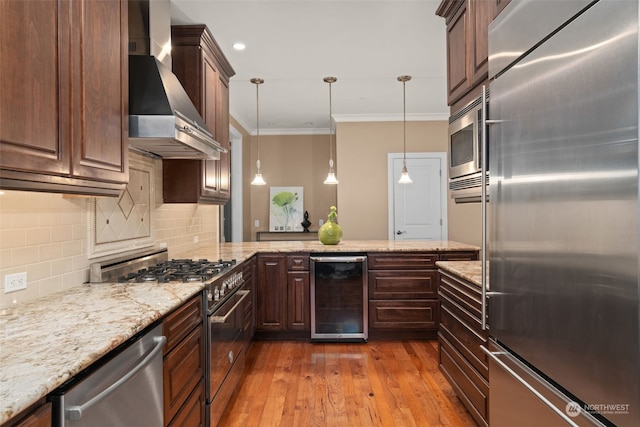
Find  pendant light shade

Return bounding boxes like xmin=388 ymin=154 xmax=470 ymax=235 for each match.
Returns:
xmin=323 ymin=77 xmax=339 ymax=185
xmin=250 ymin=78 xmax=266 ymax=186
xmin=397 ymin=75 xmax=413 ymax=184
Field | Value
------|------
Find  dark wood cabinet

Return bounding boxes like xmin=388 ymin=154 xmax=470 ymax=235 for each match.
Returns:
xmin=287 ymin=271 xmax=310 ymax=330
xmin=0 ymin=0 xmax=128 ymax=196
xmin=438 ymin=269 xmax=489 ymax=427
xmin=436 ymin=0 xmax=496 ymax=111
xmin=368 ymin=252 xmax=441 ymax=339
xmin=256 ymin=254 xmax=288 ymax=332
xmin=256 ymin=253 xmax=310 ymax=338
xmin=242 ymin=256 xmax=257 ymax=345
xmin=163 ymin=295 xmax=205 ymax=427
xmin=164 ymin=25 xmax=235 ymax=204
xmin=367 ymin=251 xmax=478 ymax=339
xmin=6 ymin=401 xmax=51 ymax=427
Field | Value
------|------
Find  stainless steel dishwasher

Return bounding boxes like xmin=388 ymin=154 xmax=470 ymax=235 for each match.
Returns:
xmin=310 ymin=254 xmax=368 ymax=341
xmin=50 ymin=324 xmax=166 ymax=427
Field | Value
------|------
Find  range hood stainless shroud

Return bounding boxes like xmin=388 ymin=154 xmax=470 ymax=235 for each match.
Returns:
xmin=127 ymin=0 xmax=225 ymax=160
xmin=128 ymin=55 xmax=225 ymax=159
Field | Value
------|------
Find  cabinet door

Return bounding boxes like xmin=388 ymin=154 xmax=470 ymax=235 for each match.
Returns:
xmin=287 ymin=271 xmax=310 ymax=330
xmin=11 ymin=401 xmax=51 ymax=427
xmin=0 ymin=0 xmax=128 ymax=192
xmin=70 ymin=0 xmax=128 ymax=183
xmin=163 ymin=325 xmax=204 ymax=426
xmin=445 ymin=1 xmax=469 ymax=105
xmin=468 ymin=0 xmax=494 ymax=88
xmin=256 ymin=255 xmax=287 ymax=330
xmin=216 ymin=78 xmax=231 ymax=199
xmin=0 ymin=0 xmax=71 ymax=175
xmin=200 ymin=52 xmax=222 ymax=198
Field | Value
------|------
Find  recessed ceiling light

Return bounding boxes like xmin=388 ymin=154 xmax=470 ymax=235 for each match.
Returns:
xmin=233 ymin=42 xmax=246 ymax=50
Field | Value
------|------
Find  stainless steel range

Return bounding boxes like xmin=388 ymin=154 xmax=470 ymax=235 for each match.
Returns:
xmin=90 ymin=249 xmax=250 ymax=427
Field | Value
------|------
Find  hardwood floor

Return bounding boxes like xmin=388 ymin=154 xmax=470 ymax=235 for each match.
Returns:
xmin=218 ymin=340 xmax=477 ymax=427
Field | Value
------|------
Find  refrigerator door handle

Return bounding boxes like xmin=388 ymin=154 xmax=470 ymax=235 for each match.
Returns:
xmin=481 ymin=85 xmax=488 ymax=330
xmin=481 ymin=346 xmax=580 ymax=427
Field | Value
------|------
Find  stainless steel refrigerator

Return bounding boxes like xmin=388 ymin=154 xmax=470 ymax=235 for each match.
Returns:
xmin=486 ymin=1 xmax=639 ymax=426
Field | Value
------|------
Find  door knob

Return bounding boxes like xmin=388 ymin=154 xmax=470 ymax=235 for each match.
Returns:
xmin=396 ymin=230 xmax=406 ymax=235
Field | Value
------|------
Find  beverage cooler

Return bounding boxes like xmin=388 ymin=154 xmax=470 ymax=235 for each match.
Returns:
xmin=310 ymin=254 xmax=368 ymax=342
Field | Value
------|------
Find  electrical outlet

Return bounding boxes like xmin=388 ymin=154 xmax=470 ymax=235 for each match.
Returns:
xmin=319 ymin=219 xmax=324 ymax=226
xmin=254 ymin=220 xmax=260 ymax=228
xmin=4 ymin=272 xmax=27 ymax=293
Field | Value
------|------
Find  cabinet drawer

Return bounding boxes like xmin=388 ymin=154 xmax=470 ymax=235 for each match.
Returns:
xmin=439 ymin=271 xmax=483 ymax=316
xmin=163 ymin=324 xmax=204 ymax=426
xmin=163 ymin=295 xmax=203 ymax=354
xmin=367 ymin=252 xmax=438 ymax=269
xmin=439 ymin=251 xmax=479 ymax=261
xmin=369 ymin=300 xmax=439 ymax=329
xmin=167 ymin=378 xmax=204 ymax=427
xmin=439 ymin=333 xmax=489 ymax=426
xmin=287 ymin=254 xmax=309 ymax=271
xmin=369 ymin=270 xmax=438 ymax=299
xmin=440 ymin=306 xmax=488 ymax=379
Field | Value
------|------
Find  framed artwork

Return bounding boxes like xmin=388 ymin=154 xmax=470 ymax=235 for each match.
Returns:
xmin=269 ymin=187 xmax=304 ymax=232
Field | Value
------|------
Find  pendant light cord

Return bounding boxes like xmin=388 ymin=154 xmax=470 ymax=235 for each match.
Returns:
xmin=329 ymin=80 xmax=333 ymax=164
xmin=255 ymin=81 xmax=260 ymax=162
xmin=403 ymin=78 xmax=406 ymax=167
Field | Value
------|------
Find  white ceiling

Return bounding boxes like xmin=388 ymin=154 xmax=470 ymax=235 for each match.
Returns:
xmin=170 ymin=0 xmax=449 ymax=135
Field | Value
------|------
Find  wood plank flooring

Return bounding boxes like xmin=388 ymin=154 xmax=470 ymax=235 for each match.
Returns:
xmin=218 ymin=340 xmax=477 ymax=427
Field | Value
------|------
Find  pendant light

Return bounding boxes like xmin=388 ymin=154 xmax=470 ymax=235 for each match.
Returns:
xmin=323 ymin=77 xmax=339 ymax=185
xmin=397 ymin=75 xmax=413 ymax=184
xmin=250 ymin=78 xmax=266 ymax=186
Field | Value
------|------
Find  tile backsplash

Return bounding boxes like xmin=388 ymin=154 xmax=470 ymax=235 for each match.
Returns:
xmin=0 ymin=152 xmax=220 ymax=309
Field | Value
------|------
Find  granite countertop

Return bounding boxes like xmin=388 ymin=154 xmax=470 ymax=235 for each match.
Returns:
xmin=436 ymin=260 xmax=488 ymax=287
xmin=0 ymin=240 xmax=478 ymax=424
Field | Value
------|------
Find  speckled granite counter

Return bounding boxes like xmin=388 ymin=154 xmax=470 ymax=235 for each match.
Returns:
xmin=436 ymin=260 xmax=488 ymax=287
xmin=0 ymin=240 xmax=478 ymax=425
xmin=179 ymin=239 xmax=480 ymax=261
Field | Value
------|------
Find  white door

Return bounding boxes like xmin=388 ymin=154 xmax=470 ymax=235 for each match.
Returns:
xmin=388 ymin=153 xmax=447 ymax=241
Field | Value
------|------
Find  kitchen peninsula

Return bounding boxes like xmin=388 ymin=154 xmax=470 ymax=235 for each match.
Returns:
xmin=0 ymin=240 xmax=478 ymax=426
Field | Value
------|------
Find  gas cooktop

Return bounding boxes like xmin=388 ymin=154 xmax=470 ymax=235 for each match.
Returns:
xmin=118 ymin=258 xmax=236 ymax=283
xmin=89 ymin=249 xmax=235 ymax=284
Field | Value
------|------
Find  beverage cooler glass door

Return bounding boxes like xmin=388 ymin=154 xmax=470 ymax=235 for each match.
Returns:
xmin=310 ymin=255 xmax=368 ymax=341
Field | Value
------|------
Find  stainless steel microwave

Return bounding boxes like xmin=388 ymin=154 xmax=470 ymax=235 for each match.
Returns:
xmin=448 ymin=93 xmax=489 ymax=203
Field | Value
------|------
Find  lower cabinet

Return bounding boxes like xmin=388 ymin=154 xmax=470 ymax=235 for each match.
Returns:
xmin=256 ymin=253 xmax=310 ymax=339
xmin=163 ymin=295 xmax=205 ymax=427
xmin=438 ymin=269 xmax=489 ymax=427
xmin=367 ymin=251 xmax=478 ymax=339
xmin=242 ymin=256 xmax=257 ymax=345
xmin=5 ymin=401 xmax=51 ymax=427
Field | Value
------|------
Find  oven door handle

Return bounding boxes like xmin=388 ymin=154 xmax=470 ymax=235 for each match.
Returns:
xmin=210 ymin=290 xmax=250 ymax=323
xmin=66 ymin=335 xmax=167 ymax=421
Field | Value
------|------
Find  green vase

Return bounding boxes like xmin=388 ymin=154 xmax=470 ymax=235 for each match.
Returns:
xmin=318 ymin=219 xmax=343 ymax=245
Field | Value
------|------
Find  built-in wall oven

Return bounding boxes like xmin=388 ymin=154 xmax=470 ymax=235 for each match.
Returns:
xmin=448 ymin=91 xmax=489 ymax=203
xmin=310 ymin=254 xmax=368 ymax=342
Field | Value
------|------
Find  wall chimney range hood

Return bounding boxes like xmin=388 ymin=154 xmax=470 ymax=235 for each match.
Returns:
xmin=127 ymin=0 xmax=225 ymax=159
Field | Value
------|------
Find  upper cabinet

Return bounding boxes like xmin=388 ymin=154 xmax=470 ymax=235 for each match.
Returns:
xmin=0 ymin=0 xmax=129 ymax=196
xmin=163 ymin=25 xmax=235 ymax=205
xmin=436 ymin=0 xmax=498 ymax=111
